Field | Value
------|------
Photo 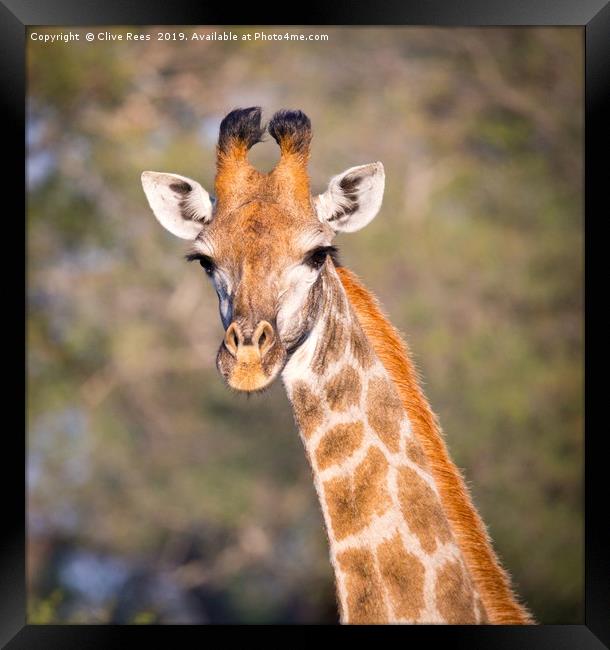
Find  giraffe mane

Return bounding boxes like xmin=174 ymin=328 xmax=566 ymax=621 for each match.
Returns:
xmin=336 ymin=266 xmax=535 ymax=625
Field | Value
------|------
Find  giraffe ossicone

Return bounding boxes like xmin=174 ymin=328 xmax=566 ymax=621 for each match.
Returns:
xmin=141 ymin=107 xmax=533 ymax=624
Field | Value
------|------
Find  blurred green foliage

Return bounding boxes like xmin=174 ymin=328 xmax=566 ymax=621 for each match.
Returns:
xmin=27 ymin=26 xmax=583 ymax=623
xmin=28 ymin=589 xmax=64 ymax=624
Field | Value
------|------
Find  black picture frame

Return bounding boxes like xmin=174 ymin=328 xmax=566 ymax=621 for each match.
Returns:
xmin=4 ymin=1 xmax=606 ymax=646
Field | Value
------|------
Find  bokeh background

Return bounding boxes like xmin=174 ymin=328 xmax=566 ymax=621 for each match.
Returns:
xmin=27 ymin=26 xmax=583 ymax=624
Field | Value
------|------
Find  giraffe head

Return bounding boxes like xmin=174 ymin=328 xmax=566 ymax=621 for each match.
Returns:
xmin=142 ymin=107 xmax=385 ymax=392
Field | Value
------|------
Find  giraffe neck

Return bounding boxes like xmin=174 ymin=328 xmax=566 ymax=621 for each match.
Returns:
xmin=282 ymin=265 xmax=485 ymax=624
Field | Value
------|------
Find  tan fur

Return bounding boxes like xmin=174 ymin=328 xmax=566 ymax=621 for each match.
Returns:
xmin=349 ymin=321 xmax=375 ymax=370
xmin=397 ymin=465 xmax=453 ymax=554
xmin=229 ymin=344 xmax=269 ymax=391
xmin=271 ymin=156 xmax=312 ymax=206
xmin=270 ymin=121 xmax=312 ymax=205
xmin=435 ymin=559 xmax=477 ymax=624
xmin=291 ymin=381 xmax=324 ymax=439
xmin=377 ymin=533 xmax=426 ymax=620
xmin=366 ymin=376 xmax=403 ymax=453
xmin=315 ymin=421 xmax=365 ymax=470
xmin=215 ymin=146 xmax=265 ymax=212
xmin=405 ymin=439 xmax=429 ymax=469
xmin=325 ymin=365 xmax=361 ymax=411
xmin=312 ymin=314 xmax=348 ymax=375
xmin=337 ymin=266 xmax=534 ymax=624
xmin=336 ymin=547 xmax=389 ymax=623
xmin=324 ymin=446 xmax=392 ymax=540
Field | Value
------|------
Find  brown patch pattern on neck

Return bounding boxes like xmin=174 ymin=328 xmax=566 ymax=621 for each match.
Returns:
xmin=315 ymin=421 xmax=364 ymax=470
xmin=377 ymin=532 xmax=426 ymax=620
xmin=312 ymin=313 xmax=347 ymax=376
xmin=336 ymin=547 xmax=388 ymax=623
xmin=311 ymin=269 xmax=351 ymax=376
xmin=291 ymin=381 xmax=324 ymax=439
xmin=397 ymin=465 xmax=452 ymax=554
xmin=324 ymin=446 xmax=391 ymax=540
xmin=349 ymin=321 xmax=374 ymax=370
xmin=325 ymin=365 xmax=361 ymax=411
xmin=435 ymin=558 xmax=477 ymax=624
xmin=288 ymin=266 xmax=488 ymax=624
xmin=337 ymin=266 xmax=534 ymax=623
xmin=406 ymin=439 xmax=429 ymax=469
xmin=366 ymin=376 xmax=403 ymax=453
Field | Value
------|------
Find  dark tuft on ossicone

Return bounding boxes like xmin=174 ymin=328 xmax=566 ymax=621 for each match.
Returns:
xmin=218 ymin=107 xmax=265 ymax=153
xmin=268 ymin=109 xmax=312 ymax=156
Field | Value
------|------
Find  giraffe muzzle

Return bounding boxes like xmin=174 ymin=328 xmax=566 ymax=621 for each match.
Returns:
xmin=217 ymin=320 xmax=285 ymax=392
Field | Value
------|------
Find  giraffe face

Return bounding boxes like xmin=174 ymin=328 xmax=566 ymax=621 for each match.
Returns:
xmin=142 ymin=108 xmax=385 ymax=392
xmin=196 ymin=197 xmax=335 ymax=392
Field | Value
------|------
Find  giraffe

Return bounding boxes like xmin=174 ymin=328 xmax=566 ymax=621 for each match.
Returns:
xmin=141 ymin=107 xmax=533 ymax=624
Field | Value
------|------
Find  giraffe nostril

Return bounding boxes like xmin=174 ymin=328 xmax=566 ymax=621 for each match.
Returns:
xmin=225 ymin=321 xmax=274 ymax=359
xmin=254 ymin=321 xmax=275 ymax=357
xmin=224 ymin=323 xmax=241 ymax=357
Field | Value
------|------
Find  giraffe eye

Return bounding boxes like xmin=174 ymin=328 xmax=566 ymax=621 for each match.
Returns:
xmin=185 ymin=253 xmax=215 ymax=276
xmin=305 ymin=246 xmax=338 ymax=270
xmin=199 ymin=257 xmax=215 ymax=275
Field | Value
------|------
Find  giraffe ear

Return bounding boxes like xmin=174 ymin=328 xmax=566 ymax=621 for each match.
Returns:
xmin=141 ymin=171 xmax=213 ymax=240
xmin=314 ymin=162 xmax=385 ymax=233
